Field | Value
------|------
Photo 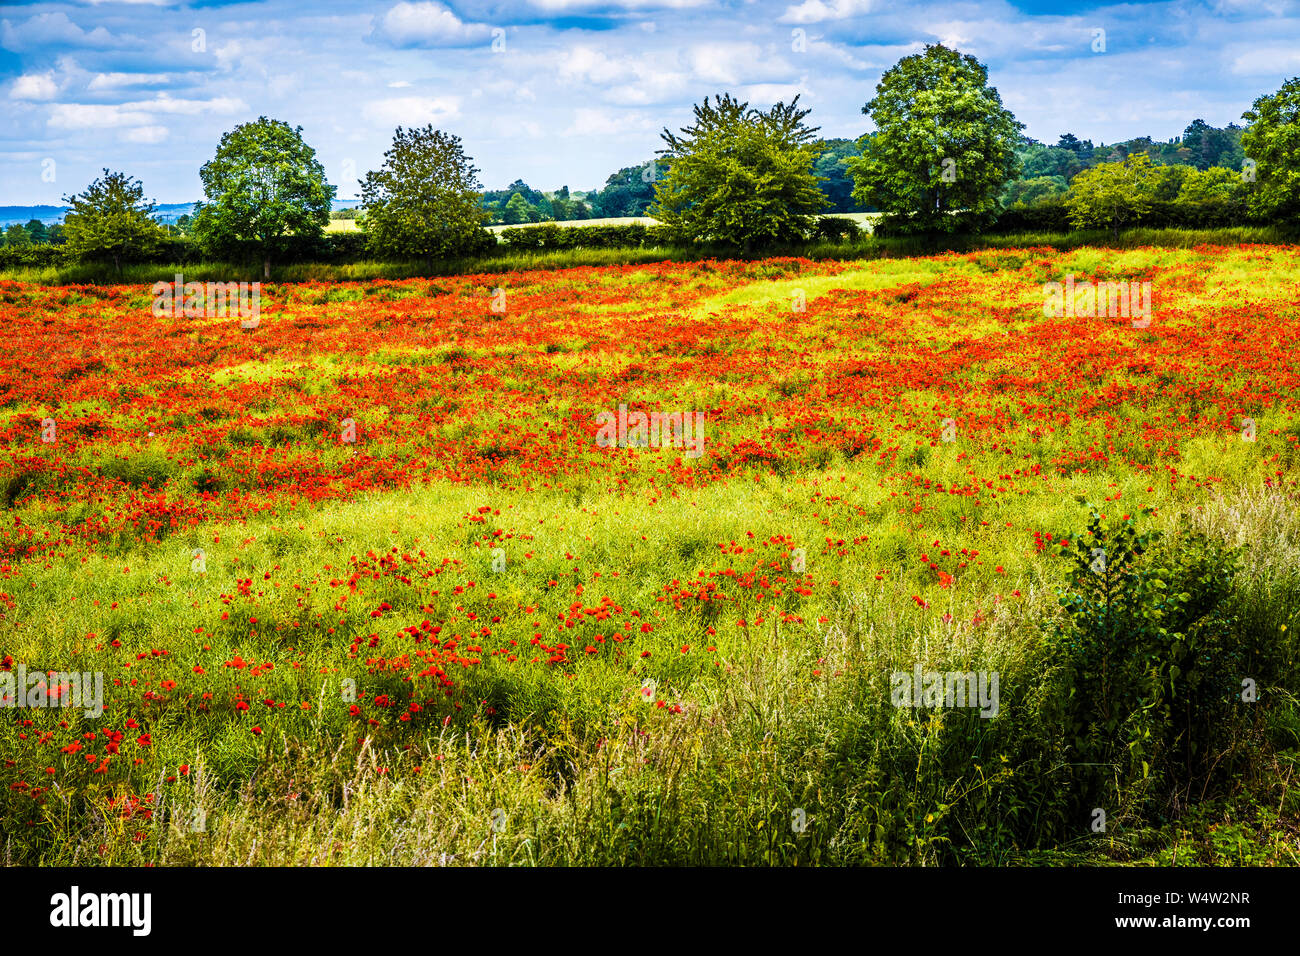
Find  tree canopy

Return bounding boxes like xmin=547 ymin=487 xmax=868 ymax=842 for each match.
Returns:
xmin=1241 ymin=77 xmax=1300 ymax=223
xmin=849 ymin=44 xmax=1023 ymax=235
xmin=360 ymin=125 xmax=492 ymax=268
xmin=193 ymin=116 xmax=334 ymax=278
xmin=60 ymin=169 xmax=166 ymax=273
xmin=651 ymin=94 xmax=827 ymax=250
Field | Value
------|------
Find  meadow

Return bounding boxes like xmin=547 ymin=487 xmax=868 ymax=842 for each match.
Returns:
xmin=1 ymin=244 xmax=1298 ymax=865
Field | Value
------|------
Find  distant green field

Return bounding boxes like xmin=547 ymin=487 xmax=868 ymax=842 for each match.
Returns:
xmin=486 ymin=215 xmax=658 ymax=234
xmin=329 ymin=213 xmax=879 ymax=236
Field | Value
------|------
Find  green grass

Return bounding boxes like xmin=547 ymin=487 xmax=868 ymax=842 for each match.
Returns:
xmin=3 ymin=225 xmax=1294 ymax=285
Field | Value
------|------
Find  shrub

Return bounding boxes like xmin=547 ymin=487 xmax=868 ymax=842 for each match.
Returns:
xmin=1046 ymin=505 xmax=1270 ymax=818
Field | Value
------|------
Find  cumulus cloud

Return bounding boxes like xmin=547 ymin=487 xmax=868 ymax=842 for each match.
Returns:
xmin=1229 ymin=45 xmax=1300 ymax=75
xmin=528 ymin=0 xmax=708 ymax=8
xmin=9 ymin=72 xmax=59 ymax=100
xmin=371 ymin=2 xmax=492 ymax=48
xmin=0 ymin=12 xmax=123 ymax=52
xmin=47 ymin=94 xmax=244 ymax=130
xmin=779 ymin=0 xmax=873 ymax=25
xmin=88 ymin=72 xmax=171 ymax=91
xmin=565 ymin=106 xmax=655 ymax=136
xmin=363 ymin=95 xmax=462 ymax=126
xmin=120 ymin=125 xmax=169 ymax=143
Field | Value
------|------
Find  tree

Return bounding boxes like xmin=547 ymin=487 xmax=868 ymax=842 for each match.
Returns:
xmin=60 ymin=169 xmax=166 ymax=274
xmin=1064 ymin=152 xmax=1157 ymax=239
xmin=1149 ymin=163 xmax=1194 ymax=201
xmin=360 ymin=125 xmax=491 ymax=270
xmin=4 ymin=224 xmax=31 ymax=247
xmin=814 ymin=138 xmax=867 ymax=212
xmin=1056 ymin=133 xmax=1086 ymax=153
xmin=1002 ymin=175 xmax=1067 ymax=207
xmin=849 ymin=44 xmax=1023 ymax=235
xmin=23 ymin=219 xmax=48 ymax=244
xmin=1177 ymin=166 xmax=1242 ymax=203
xmin=1241 ymin=78 xmax=1300 ymax=224
xmin=585 ymin=162 xmax=666 ymax=218
xmin=503 ymin=192 xmax=532 ymax=225
xmin=193 ymin=117 xmax=334 ymax=279
xmin=651 ymin=94 xmax=827 ymax=251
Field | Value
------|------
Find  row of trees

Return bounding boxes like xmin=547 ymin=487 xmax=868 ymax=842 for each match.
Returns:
xmin=42 ymin=45 xmax=1300 ymax=271
xmin=3 ymin=219 xmax=62 ymax=247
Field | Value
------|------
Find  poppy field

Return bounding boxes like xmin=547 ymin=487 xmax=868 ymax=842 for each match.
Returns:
xmin=2 ymin=244 xmax=1299 ymax=866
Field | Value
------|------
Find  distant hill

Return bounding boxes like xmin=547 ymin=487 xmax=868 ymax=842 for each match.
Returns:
xmin=0 ymin=198 xmax=363 ymax=228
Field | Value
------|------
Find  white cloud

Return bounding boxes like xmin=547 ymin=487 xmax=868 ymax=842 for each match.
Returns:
xmin=688 ymin=43 xmax=774 ymax=85
xmin=1229 ymin=46 xmax=1300 ymax=75
xmin=122 ymin=93 xmax=244 ymax=116
xmin=779 ymin=0 xmax=873 ymax=25
xmin=372 ymin=2 xmax=491 ymax=47
xmin=47 ymin=94 xmax=244 ymax=129
xmin=559 ymin=46 xmax=629 ymax=85
xmin=0 ymin=12 xmax=122 ymax=52
xmin=528 ymin=0 xmax=707 ymax=8
xmin=9 ymin=72 xmax=59 ymax=101
xmin=121 ymin=125 xmax=169 ymax=144
xmin=88 ymin=72 xmax=170 ymax=91
xmin=388 ymin=79 xmax=413 ymax=88
xmin=363 ymin=95 xmax=462 ymax=126
xmin=48 ymin=103 xmax=154 ymax=129
xmin=214 ymin=40 xmax=244 ymax=71
xmin=565 ymin=107 xmax=655 ymax=136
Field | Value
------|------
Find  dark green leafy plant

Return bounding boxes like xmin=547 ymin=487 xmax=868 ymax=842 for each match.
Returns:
xmin=1049 ymin=504 xmax=1245 ymax=815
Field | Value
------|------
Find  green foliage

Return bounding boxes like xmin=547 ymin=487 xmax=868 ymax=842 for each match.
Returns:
xmin=1064 ymin=153 xmax=1157 ymax=237
xmin=503 ymin=192 xmax=532 ymax=225
xmin=812 ymin=138 xmax=867 ymax=212
xmin=651 ymin=94 xmax=828 ymax=250
xmin=1241 ymin=76 xmax=1300 ymax=222
xmin=359 ymin=125 xmax=493 ymax=267
xmin=1183 ymin=118 xmax=1246 ymax=171
xmin=850 ymin=44 xmax=1023 ymax=235
xmin=1002 ymin=175 xmax=1067 ymax=208
xmin=1177 ymin=166 xmax=1244 ymax=203
xmin=193 ymin=117 xmax=334 ymax=276
xmin=497 ymin=222 xmax=678 ymax=250
xmin=810 ymin=215 xmax=862 ymax=243
xmin=583 ymin=162 xmax=665 ymax=219
xmin=59 ymin=169 xmax=167 ymax=273
xmin=1048 ymin=505 xmax=1252 ymax=814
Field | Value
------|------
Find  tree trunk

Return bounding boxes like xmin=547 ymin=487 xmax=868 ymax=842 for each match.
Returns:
xmin=263 ymin=257 xmax=271 ymax=280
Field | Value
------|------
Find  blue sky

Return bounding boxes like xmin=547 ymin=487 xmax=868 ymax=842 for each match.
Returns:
xmin=2 ymin=0 xmax=1298 ymax=204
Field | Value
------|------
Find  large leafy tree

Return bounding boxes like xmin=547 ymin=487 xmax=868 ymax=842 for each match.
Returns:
xmin=1063 ymin=152 xmax=1157 ymax=239
xmin=60 ymin=169 xmax=166 ymax=274
xmin=194 ymin=117 xmax=334 ymax=278
xmin=1241 ymin=77 xmax=1300 ymax=224
xmin=849 ymin=44 xmax=1022 ymax=235
xmin=651 ymin=94 xmax=827 ymax=251
xmin=360 ymin=125 xmax=491 ymax=269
